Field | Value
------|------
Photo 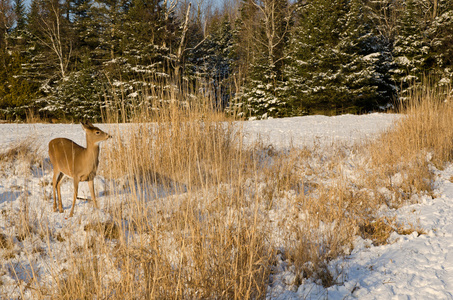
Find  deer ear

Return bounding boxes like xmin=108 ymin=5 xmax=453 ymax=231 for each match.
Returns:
xmin=81 ymin=121 xmax=89 ymax=130
xmin=81 ymin=121 xmax=96 ymax=131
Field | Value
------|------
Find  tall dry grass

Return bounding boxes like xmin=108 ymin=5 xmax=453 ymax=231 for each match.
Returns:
xmin=2 ymin=82 xmax=453 ymax=299
xmin=363 ymin=85 xmax=453 ymax=208
xmin=47 ymin=83 xmax=272 ymax=299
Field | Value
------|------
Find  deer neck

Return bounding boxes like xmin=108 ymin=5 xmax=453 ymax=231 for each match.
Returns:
xmin=85 ymin=137 xmax=101 ymax=164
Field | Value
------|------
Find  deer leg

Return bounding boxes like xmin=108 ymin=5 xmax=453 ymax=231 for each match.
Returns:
xmin=88 ymin=180 xmax=99 ymax=209
xmin=55 ymin=173 xmax=64 ymax=213
xmin=52 ymin=172 xmax=59 ymax=212
xmin=69 ymin=178 xmax=79 ymax=217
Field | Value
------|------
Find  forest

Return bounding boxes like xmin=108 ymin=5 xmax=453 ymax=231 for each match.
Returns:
xmin=0 ymin=0 xmax=452 ymax=120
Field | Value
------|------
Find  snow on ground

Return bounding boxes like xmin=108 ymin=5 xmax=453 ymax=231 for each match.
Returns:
xmin=241 ymin=113 xmax=401 ymax=149
xmin=270 ymin=165 xmax=453 ymax=299
xmin=2 ymin=113 xmax=453 ymax=299
xmin=0 ymin=113 xmax=400 ymax=153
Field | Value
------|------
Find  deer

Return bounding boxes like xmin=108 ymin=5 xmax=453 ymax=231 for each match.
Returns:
xmin=48 ymin=121 xmax=112 ymax=217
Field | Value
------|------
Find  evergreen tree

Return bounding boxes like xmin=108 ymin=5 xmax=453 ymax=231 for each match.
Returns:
xmin=39 ymin=67 xmax=105 ymax=120
xmin=122 ymin=0 xmax=173 ymax=77
xmin=13 ymin=0 xmax=26 ymax=32
xmin=72 ymin=0 xmax=97 ymax=58
xmin=0 ymin=52 xmax=40 ymax=118
xmin=338 ymin=0 xmax=396 ymax=111
xmin=188 ymin=14 xmax=234 ymax=108
xmin=283 ymin=0 xmax=395 ymax=115
xmin=0 ymin=0 xmax=13 ymax=50
xmin=391 ymin=0 xmax=430 ymax=99
xmin=428 ymin=0 xmax=453 ymax=87
xmin=235 ymin=0 xmax=291 ymax=119
xmin=283 ymin=0 xmax=348 ymax=114
xmin=0 ymin=0 xmax=38 ymax=119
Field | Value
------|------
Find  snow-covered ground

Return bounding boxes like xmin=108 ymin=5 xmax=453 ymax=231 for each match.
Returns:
xmin=241 ymin=113 xmax=401 ymax=149
xmin=270 ymin=166 xmax=453 ymax=299
xmin=1 ymin=113 xmax=453 ymax=299
xmin=0 ymin=113 xmax=399 ymax=152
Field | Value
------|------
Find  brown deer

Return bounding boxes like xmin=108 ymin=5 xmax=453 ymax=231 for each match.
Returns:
xmin=49 ymin=121 xmax=112 ymax=217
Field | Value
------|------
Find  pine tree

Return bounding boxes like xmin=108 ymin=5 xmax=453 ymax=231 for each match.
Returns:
xmin=39 ymin=67 xmax=105 ymax=120
xmin=235 ymin=0 xmax=291 ymax=119
xmin=391 ymin=0 xmax=430 ymax=100
xmin=72 ymin=0 xmax=96 ymax=57
xmin=0 ymin=0 xmax=40 ymax=119
xmin=0 ymin=52 xmax=40 ymax=118
xmin=428 ymin=0 xmax=453 ymax=87
xmin=188 ymin=14 xmax=234 ymax=108
xmin=13 ymin=0 xmax=26 ymax=32
xmin=0 ymin=0 xmax=13 ymax=50
xmin=283 ymin=0 xmax=349 ymax=114
xmin=338 ymin=0 xmax=396 ymax=111
xmin=283 ymin=0 xmax=395 ymax=115
xmin=122 ymin=0 xmax=173 ymax=77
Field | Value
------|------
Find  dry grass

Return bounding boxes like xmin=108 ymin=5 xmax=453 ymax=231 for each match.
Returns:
xmin=361 ymin=86 xmax=453 ymax=209
xmin=0 ymin=233 xmax=12 ymax=249
xmin=1 ymin=83 xmax=452 ymax=298
xmin=0 ymin=137 xmax=40 ymax=174
xmin=93 ymin=100 xmax=272 ymax=298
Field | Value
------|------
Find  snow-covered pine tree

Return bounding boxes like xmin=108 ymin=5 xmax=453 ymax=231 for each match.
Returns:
xmin=428 ymin=0 xmax=453 ymax=89
xmin=188 ymin=14 xmax=234 ymax=109
xmin=236 ymin=0 xmax=290 ymax=119
xmin=391 ymin=0 xmax=430 ymax=100
xmin=338 ymin=0 xmax=396 ymax=112
xmin=283 ymin=0 xmax=349 ymax=115
xmin=122 ymin=0 xmax=172 ymax=75
xmin=71 ymin=0 xmax=133 ymax=113
xmin=283 ymin=0 xmax=395 ymax=115
xmin=0 ymin=0 xmax=43 ymax=119
xmin=90 ymin=0 xmax=179 ymax=111
xmin=42 ymin=68 xmax=105 ymax=120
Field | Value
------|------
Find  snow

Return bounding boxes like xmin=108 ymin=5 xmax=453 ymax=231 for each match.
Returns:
xmin=2 ymin=113 xmax=453 ymax=299
xmin=272 ymin=175 xmax=453 ymax=299
xmin=241 ymin=113 xmax=399 ymax=149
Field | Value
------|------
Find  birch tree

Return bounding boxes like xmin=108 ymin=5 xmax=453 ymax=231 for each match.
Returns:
xmin=29 ymin=0 xmax=72 ymax=79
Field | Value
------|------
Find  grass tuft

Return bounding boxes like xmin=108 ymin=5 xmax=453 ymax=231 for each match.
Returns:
xmin=84 ymin=221 xmax=122 ymax=240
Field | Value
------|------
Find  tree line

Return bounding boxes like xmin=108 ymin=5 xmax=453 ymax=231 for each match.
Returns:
xmin=0 ymin=0 xmax=452 ymax=120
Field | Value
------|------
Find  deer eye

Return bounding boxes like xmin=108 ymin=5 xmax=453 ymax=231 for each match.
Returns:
xmin=96 ymin=131 xmax=101 ymax=135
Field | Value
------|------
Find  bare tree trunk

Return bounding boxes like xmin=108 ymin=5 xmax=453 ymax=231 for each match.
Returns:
xmin=0 ymin=0 xmax=13 ymax=51
xmin=433 ymin=0 xmax=438 ymax=20
xmin=162 ymin=0 xmax=179 ymax=49
xmin=174 ymin=2 xmax=191 ymax=79
xmin=37 ymin=2 xmax=72 ymax=79
xmin=111 ymin=25 xmax=115 ymax=60
xmin=252 ymin=0 xmax=291 ymax=83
